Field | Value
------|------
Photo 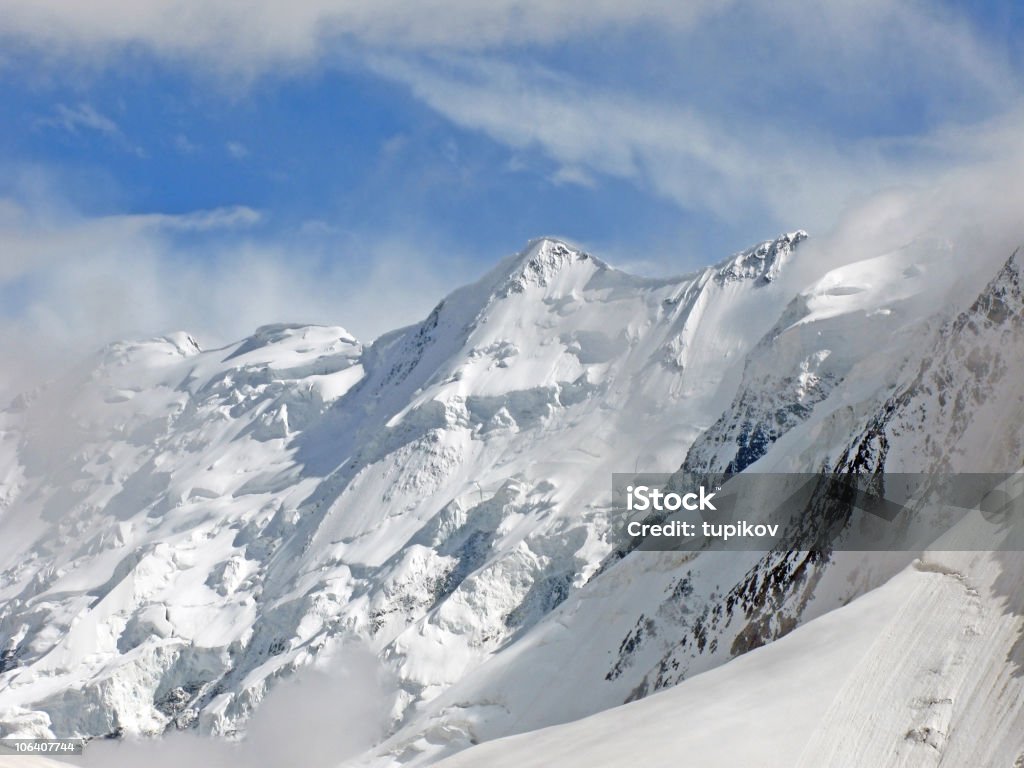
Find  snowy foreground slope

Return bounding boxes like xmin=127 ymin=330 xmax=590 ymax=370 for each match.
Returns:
xmin=1 ymin=233 xmax=1023 ymax=766
xmin=435 ymin=544 xmax=1024 ymax=768
xmin=25 ymin=550 xmax=1024 ymax=768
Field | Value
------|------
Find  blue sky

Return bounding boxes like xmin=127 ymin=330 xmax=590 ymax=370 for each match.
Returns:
xmin=0 ymin=0 xmax=1023 ymax=362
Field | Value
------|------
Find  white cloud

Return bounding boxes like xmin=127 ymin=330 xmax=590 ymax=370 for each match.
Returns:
xmin=550 ymin=165 xmax=597 ymax=189
xmin=40 ymin=103 xmax=120 ymax=136
xmin=0 ymin=0 xmax=723 ymax=74
xmin=173 ymin=133 xmax=198 ymax=154
xmin=36 ymin=102 xmax=146 ymax=155
xmin=2 ymin=0 xmax=1017 ymax=239
xmin=0 ymin=184 xmax=471 ymax=397
xmin=763 ymin=0 xmax=1015 ymax=106
xmin=0 ymin=1 xmax=1008 ymax=106
xmin=0 ymin=199 xmax=261 ymax=281
xmin=825 ymin=108 xmax=1024 ymax=263
xmin=226 ymin=140 xmax=249 ymax=159
xmin=370 ymin=55 xmax=901 ymax=230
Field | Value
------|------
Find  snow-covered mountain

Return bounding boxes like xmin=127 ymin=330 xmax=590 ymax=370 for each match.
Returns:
xmin=1 ymin=232 xmax=1021 ymax=767
xmin=434 ymin=244 xmax=1024 ymax=768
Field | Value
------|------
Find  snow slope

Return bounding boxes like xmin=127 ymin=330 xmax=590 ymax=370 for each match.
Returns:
xmin=435 ymin=543 xmax=1024 ymax=768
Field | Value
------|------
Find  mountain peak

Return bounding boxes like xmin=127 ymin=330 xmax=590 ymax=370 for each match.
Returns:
xmin=715 ymin=230 xmax=807 ymax=285
xmin=164 ymin=331 xmax=202 ymax=356
xmin=497 ymin=238 xmax=606 ymax=296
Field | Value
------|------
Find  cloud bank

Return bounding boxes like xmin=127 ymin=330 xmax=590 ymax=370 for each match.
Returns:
xmin=0 ymin=178 xmax=470 ymax=398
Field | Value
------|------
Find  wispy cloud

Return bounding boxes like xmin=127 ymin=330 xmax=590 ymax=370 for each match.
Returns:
xmin=0 ymin=174 xmax=472 ymax=396
xmin=41 ymin=103 xmax=120 ymax=136
xmin=37 ymin=102 xmax=144 ymax=155
xmin=226 ymin=140 xmax=249 ymax=159
xmin=0 ymin=199 xmax=261 ymax=281
xmin=173 ymin=133 xmax=198 ymax=154
xmin=2 ymin=1 xmax=1011 ymax=107
xmin=369 ymin=55 xmax=902 ymax=231
xmin=3 ymin=1 xmax=1019 ymax=238
xmin=801 ymin=106 xmax=1024 ymax=277
xmin=0 ymin=0 xmax=723 ymax=72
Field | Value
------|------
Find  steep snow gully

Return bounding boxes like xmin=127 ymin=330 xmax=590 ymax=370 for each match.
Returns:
xmin=2 ymin=233 xmax=1023 ymax=766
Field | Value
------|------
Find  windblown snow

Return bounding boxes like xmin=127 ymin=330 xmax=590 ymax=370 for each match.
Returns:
xmin=1 ymin=233 xmax=1023 ymax=767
